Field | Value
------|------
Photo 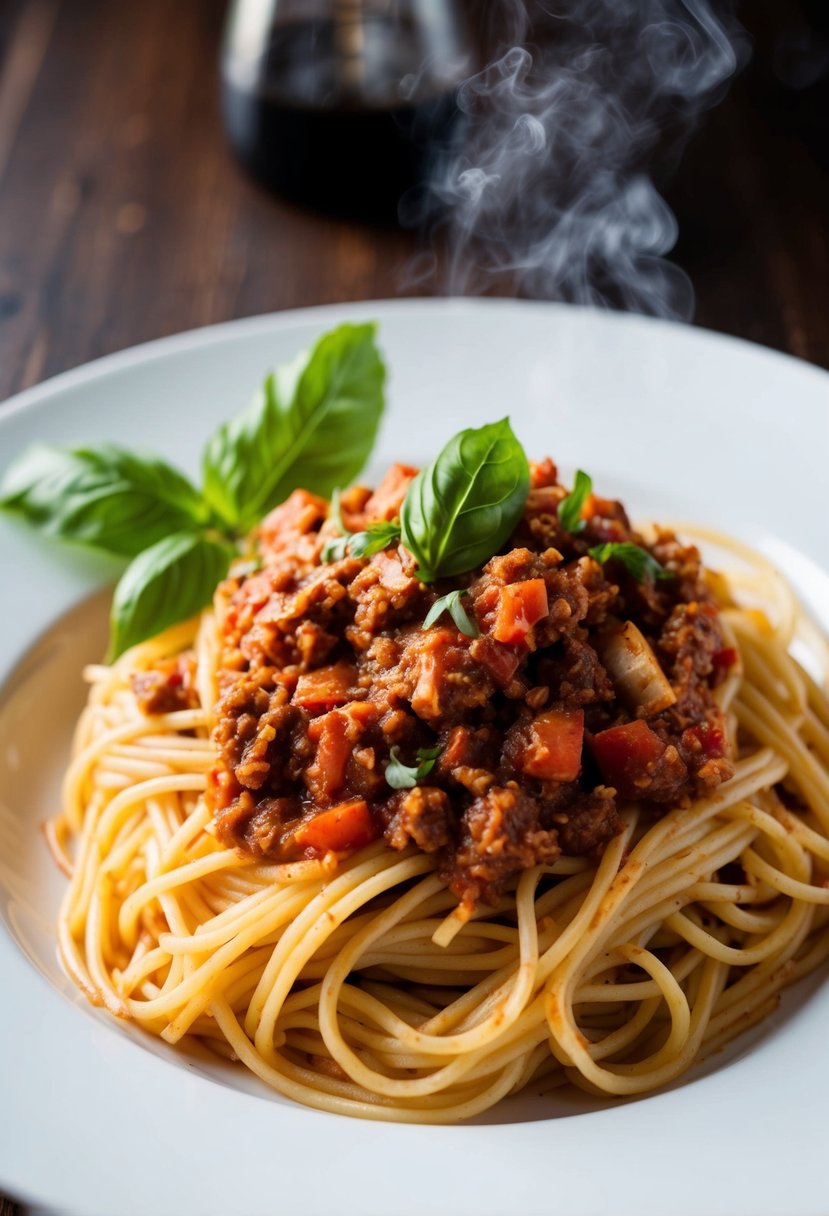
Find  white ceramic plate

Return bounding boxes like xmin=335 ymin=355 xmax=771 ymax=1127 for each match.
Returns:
xmin=1 ymin=300 xmax=828 ymax=1216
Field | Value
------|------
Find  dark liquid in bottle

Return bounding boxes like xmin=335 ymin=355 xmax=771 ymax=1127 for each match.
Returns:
xmin=222 ymin=18 xmax=465 ymax=222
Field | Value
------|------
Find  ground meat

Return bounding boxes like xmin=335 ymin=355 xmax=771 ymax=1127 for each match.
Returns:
xmin=347 ymin=550 xmax=427 ymax=639
xmin=198 ymin=459 xmax=735 ymax=905
xmin=132 ymin=654 xmax=198 ymax=715
xmin=632 ymin=742 xmax=689 ymax=803
xmin=215 ymin=792 xmax=303 ymax=856
xmin=385 ymin=786 xmax=454 ymax=852
xmin=445 ymin=785 xmax=561 ymax=905
xmin=213 ymin=680 xmax=310 ymax=800
xmin=555 ymin=787 xmax=621 ymax=856
xmin=535 ymin=635 xmax=615 ymax=707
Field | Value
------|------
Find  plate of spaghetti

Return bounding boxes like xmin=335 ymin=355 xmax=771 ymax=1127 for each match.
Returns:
xmin=1 ymin=299 xmax=828 ymax=1216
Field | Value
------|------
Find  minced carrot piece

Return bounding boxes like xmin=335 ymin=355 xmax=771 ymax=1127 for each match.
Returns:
xmin=291 ymin=799 xmax=377 ymax=855
xmin=492 ymin=579 xmax=549 ymax=644
xmin=520 ymin=708 xmax=584 ymax=781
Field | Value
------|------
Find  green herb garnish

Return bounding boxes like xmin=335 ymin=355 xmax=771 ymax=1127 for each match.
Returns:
xmin=201 ymin=323 xmax=384 ymax=532
xmin=400 ymin=418 xmax=530 ymax=583
xmin=557 ymin=469 xmax=592 ymax=533
xmin=320 ymin=489 xmax=350 ymax=562
xmin=321 ymin=490 xmax=402 ymax=563
xmin=422 ymin=589 xmax=479 ymax=638
xmin=1 ymin=323 xmax=385 ymax=658
xmin=348 ymin=522 xmax=402 ymax=558
xmin=385 ymin=744 xmax=442 ymax=790
xmin=108 ymin=533 xmax=235 ymax=661
xmin=318 ymin=493 xmax=401 ymax=564
xmin=0 ymin=443 xmax=208 ymax=558
xmin=323 ymin=417 xmax=530 ymax=581
xmin=588 ymin=542 xmax=673 ymax=582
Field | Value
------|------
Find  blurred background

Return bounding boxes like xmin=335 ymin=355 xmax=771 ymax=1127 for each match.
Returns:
xmin=0 ymin=0 xmax=828 ymax=403
xmin=0 ymin=0 xmax=827 ymax=408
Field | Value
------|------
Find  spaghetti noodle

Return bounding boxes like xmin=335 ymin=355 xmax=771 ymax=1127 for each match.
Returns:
xmin=50 ymin=528 xmax=829 ymax=1122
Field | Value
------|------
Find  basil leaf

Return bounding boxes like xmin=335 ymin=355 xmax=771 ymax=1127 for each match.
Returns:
xmin=0 ymin=444 xmax=206 ymax=557
xmin=348 ymin=522 xmax=401 ymax=558
xmin=422 ymin=589 xmax=479 ymax=638
xmin=588 ymin=542 xmax=673 ymax=582
xmin=321 ymin=523 xmax=400 ymax=563
xmin=321 ymin=489 xmax=401 ymax=563
xmin=321 ymin=534 xmax=350 ymax=563
xmin=400 ymin=418 xmax=530 ymax=582
xmin=385 ymin=744 xmax=442 ymax=790
xmin=202 ymin=322 xmax=385 ymax=532
xmin=557 ymin=469 xmax=592 ymax=534
xmin=108 ymin=532 xmax=235 ymax=660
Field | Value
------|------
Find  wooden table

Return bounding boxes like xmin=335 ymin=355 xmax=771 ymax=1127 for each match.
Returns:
xmin=1 ymin=0 xmax=828 ymax=407
xmin=1 ymin=0 xmax=827 ymax=1211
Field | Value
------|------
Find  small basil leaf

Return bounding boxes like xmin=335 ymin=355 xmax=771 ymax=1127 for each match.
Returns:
xmin=0 ymin=444 xmax=206 ymax=557
xmin=201 ymin=322 xmax=385 ymax=532
xmin=348 ymin=521 xmax=401 ymax=558
xmin=588 ymin=542 xmax=673 ymax=582
xmin=108 ymin=532 xmax=235 ymax=660
xmin=385 ymin=744 xmax=442 ymax=790
xmin=320 ymin=495 xmax=401 ymax=563
xmin=557 ymin=469 xmax=592 ymax=534
xmin=422 ymin=589 xmax=479 ymax=638
xmin=321 ymin=534 xmax=351 ymax=563
xmin=415 ymin=746 xmax=442 ymax=774
xmin=400 ymin=418 xmax=530 ymax=582
xmin=385 ymin=746 xmax=419 ymax=790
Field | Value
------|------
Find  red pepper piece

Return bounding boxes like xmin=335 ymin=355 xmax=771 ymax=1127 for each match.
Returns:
xmin=521 ymin=708 xmax=585 ymax=782
xmin=590 ymin=719 xmax=666 ymax=799
xmin=291 ymin=799 xmax=378 ymax=856
xmin=492 ymin=579 xmax=549 ymax=644
xmin=293 ymin=661 xmax=357 ymax=711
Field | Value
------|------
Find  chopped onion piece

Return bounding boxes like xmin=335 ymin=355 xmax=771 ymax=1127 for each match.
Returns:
xmin=600 ymin=621 xmax=676 ymax=716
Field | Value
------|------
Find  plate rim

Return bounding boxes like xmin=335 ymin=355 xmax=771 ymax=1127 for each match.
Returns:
xmin=4 ymin=295 xmax=829 ymax=424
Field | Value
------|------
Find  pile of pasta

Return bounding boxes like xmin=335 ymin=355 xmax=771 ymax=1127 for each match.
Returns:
xmin=49 ymin=531 xmax=829 ymax=1122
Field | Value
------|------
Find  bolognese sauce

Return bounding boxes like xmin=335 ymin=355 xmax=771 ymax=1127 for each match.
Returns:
xmin=140 ymin=460 xmax=735 ymax=907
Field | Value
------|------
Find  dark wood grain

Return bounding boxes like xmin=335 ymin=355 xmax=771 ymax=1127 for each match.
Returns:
xmin=0 ymin=0 xmax=421 ymax=403
xmin=1 ymin=0 xmax=828 ymax=410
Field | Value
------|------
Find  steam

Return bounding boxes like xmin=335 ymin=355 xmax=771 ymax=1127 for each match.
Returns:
xmin=411 ymin=1 xmax=749 ymax=320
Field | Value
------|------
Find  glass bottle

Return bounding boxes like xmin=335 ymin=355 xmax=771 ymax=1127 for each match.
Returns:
xmin=221 ymin=0 xmax=474 ymax=222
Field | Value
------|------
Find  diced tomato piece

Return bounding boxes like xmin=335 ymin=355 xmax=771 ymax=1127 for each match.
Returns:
xmin=582 ymin=493 xmax=630 ymax=542
xmin=492 ymin=579 xmax=549 ymax=644
xmin=440 ymin=725 xmax=477 ymax=771
xmin=711 ymin=647 xmax=738 ymax=673
xmin=372 ymin=550 xmax=411 ymax=591
xmin=583 ymin=493 xmax=627 ymax=522
xmin=411 ymin=628 xmax=455 ymax=721
xmin=520 ymin=708 xmax=585 ymax=782
xmin=341 ymin=700 xmax=378 ymax=729
xmin=306 ymin=711 xmax=352 ymax=801
xmin=306 ymin=701 xmax=377 ymax=801
xmin=363 ymin=463 xmax=418 ymax=522
xmin=259 ymin=489 xmax=328 ymax=552
xmin=471 ymin=636 xmax=526 ymax=686
xmin=682 ymin=722 xmax=727 ymax=760
xmin=530 ymin=457 xmax=559 ymax=488
xmin=590 ymin=720 xmax=666 ymax=799
xmin=291 ymin=799 xmax=378 ymax=856
xmin=293 ymin=661 xmax=357 ymax=711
